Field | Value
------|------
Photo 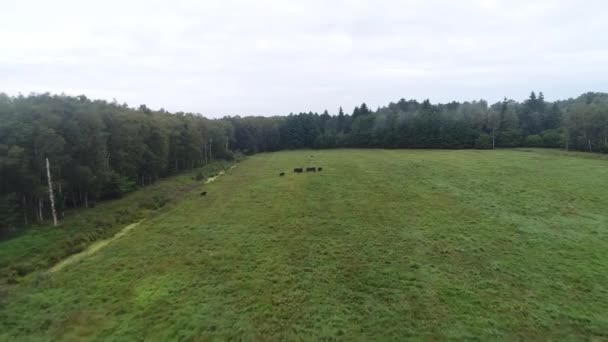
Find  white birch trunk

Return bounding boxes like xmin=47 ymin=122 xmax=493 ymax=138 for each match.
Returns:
xmin=46 ymin=157 xmax=58 ymax=226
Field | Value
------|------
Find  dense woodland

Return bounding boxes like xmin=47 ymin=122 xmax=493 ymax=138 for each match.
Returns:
xmin=1 ymin=91 xmax=607 ymax=234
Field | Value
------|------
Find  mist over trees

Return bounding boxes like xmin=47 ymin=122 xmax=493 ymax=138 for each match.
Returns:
xmin=1 ymin=91 xmax=608 ymax=234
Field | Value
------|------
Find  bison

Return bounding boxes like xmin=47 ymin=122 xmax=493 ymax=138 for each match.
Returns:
xmin=294 ymin=168 xmax=303 ymax=173
xmin=317 ymin=167 xmax=323 ymax=172
xmin=279 ymin=172 xmax=285 ymax=176
xmin=200 ymin=191 xmax=207 ymax=196
xmin=306 ymin=167 xmax=316 ymax=172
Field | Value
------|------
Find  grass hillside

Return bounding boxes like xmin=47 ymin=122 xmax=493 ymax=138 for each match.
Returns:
xmin=1 ymin=149 xmax=607 ymax=340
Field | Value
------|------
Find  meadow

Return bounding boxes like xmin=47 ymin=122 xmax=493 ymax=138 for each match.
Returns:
xmin=1 ymin=149 xmax=607 ymax=340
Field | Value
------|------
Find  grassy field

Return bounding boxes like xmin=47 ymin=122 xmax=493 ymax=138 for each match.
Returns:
xmin=1 ymin=149 xmax=608 ymax=340
xmin=0 ymin=160 xmax=235 ymax=284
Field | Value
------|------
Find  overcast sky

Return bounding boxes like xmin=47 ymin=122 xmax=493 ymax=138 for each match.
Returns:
xmin=2 ymin=0 xmax=607 ymax=117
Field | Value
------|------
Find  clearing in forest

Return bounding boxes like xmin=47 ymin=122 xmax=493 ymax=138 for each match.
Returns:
xmin=1 ymin=149 xmax=608 ymax=340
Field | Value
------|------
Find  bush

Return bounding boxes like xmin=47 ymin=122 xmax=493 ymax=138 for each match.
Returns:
xmin=114 ymin=208 xmax=135 ymax=224
xmin=100 ymin=172 xmax=137 ymax=200
xmin=496 ymin=129 xmax=523 ymax=147
xmin=474 ymin=134 xmax=493 ymax=149
xmin=151 ymin=195 xmax=169 ymax=209
xmin=10 ymin=262 xmax=35 ymax=277
xmin=540 ymin=130 xmax=564 ymax=148
xmin=525 ymin=135 xmax=542 ymax=147
xmin=233 ymin=152 xmax=246 ymax=162
xmin=5 ymin=268 xmax=19 ymax=284
xmin=194 ymin=172 xmax=205 ymax=181
xmin=214 ymin=148 xmax=235 ymax=161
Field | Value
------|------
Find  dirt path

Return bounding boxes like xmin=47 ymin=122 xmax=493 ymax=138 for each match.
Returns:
xmin=204 ymin=171 xmax=225 ymax=184
xmin=49 ymin=164 xmax=238 ymax=272
xmin=204 ymin=163 xmax=237 ymax=184
xmin=49 ymin=220 xmax=144 ymax=273
xmin=48 ymin=163 xmax=239 ymax=273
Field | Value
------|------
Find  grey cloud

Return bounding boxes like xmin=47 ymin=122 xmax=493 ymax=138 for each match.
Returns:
xmin=1 ymin=0 xmax=607 ymax=116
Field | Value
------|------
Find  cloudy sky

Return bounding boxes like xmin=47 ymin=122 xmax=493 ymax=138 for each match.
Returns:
xmin=2 ymin=0 xmax=607 ymax=116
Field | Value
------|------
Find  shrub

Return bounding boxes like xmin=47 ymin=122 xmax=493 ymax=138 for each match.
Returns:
xmin=114 ymin=208 xmax=134 ymax=224
xmin=475 ymin=134 xmax=493 ymax=149
xmin=5 ymin=269 xmax=19 ymax=284
xmin=140 ymin=194 xmax=169 ymax=210
xmin=10 ymin=262 xmax=35 ymax=277
xmin=496 ymin=129 xmax=523 ymax=147
xmin=214 ymin=148 xmax=235 ymax=161
xmin=525 ymin=135 xmax=542 ymax=147
xmin=100 ymin=172 xmax=137 ymax=200
xmin=233 ymin=152 xmax=246 ymax=162
xmin=540 ymin=130 xmax=564 ymax=148
xmin=194 ymin=172 xmax=205 ymax=181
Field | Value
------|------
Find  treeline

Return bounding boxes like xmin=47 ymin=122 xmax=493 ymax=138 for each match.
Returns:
xmin=2 ymin=91 xmax=608 ymax=234
xmin=0 ymin=93 xmax=235 ymax=233
xmin=229 ymin=92 xmax=608 ymax=153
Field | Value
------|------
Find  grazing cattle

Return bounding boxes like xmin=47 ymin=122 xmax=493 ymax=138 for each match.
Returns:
xmin=294 ymin=168 xmax=303 ymax=173
xmin=279 ymin=172 xmax=285 ymax=176
xmin=306 ymin=167 xmax=316 ymax=172
xmin=200 ymin=191 xmax=207 ymax=196
xmin=317 ymin=167 xmax=323 ymax=172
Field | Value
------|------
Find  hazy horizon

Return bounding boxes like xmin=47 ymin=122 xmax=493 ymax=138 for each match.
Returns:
xmin=2 ymin=0 xmax=607 ymax=117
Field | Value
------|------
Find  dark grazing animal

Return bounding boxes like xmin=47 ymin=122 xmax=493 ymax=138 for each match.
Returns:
xmin=279 ymin=172 xmax=285 ymax=176
xmin=200 ymin=191 xmax=207 ymax=196
xmin=294 ymin=168 xmax=303 ymax=173
xmin=317 ymin=167 xmax=323 ymax=172
xmin=306 ymin=167 xmax=316 ymax=172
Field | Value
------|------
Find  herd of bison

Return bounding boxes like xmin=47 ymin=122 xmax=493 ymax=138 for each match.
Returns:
xmin=281 ymin=167 xmax=322 ymax=176
xmin=202 ymin=165 xmax=323 ymax=196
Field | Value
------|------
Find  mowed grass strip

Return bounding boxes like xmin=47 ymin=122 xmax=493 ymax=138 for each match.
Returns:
xmin=1 ymin=149 xmax=607 ymax=340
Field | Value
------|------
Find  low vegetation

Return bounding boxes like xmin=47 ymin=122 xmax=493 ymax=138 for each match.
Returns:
xmin=0 ymin=160 xmax=235 ymax=285
xmin=1 ymin=149 xmax=607 ymax=340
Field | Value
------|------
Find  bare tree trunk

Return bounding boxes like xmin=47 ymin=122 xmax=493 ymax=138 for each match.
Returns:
xmin=37 ymin=197 xmax=44 ymax=222
xmin=46 ymin=158 xmax=58 ymax=226
xmin=203 ymin=144 xmax=207 ymax=165
xmin=84 ymin=192 xmax=89 ymax=208
xmin=492 ymin=130 xmax=495 ymax=150
xmin=208 ymin=138 xmax=213 ymax=162
xmin=588 ymin=139 xmax=593 ymax=153
xmin=22 ymin=194 xmax=28 ymax=226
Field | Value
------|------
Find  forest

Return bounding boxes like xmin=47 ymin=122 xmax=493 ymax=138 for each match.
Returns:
xmin=1 ymin=91 xmax=607 ymax=234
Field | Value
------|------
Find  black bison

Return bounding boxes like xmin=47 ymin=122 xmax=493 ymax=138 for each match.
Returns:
xmin=306 ymin=167 xmax=316 ymax=172
xmin=200 ymin=191 xmax=207 ymax=196
xmin=317 ymin=167 xmax=323 ymax=172
xmin=279 ymin=172 xmax=285 ymax=176
xmin=294 ymin=168 xmax=303 ymax=173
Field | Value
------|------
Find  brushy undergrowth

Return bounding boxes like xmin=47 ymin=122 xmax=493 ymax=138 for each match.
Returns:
xmin=0 ymin=160 xmax=237 ymax=284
